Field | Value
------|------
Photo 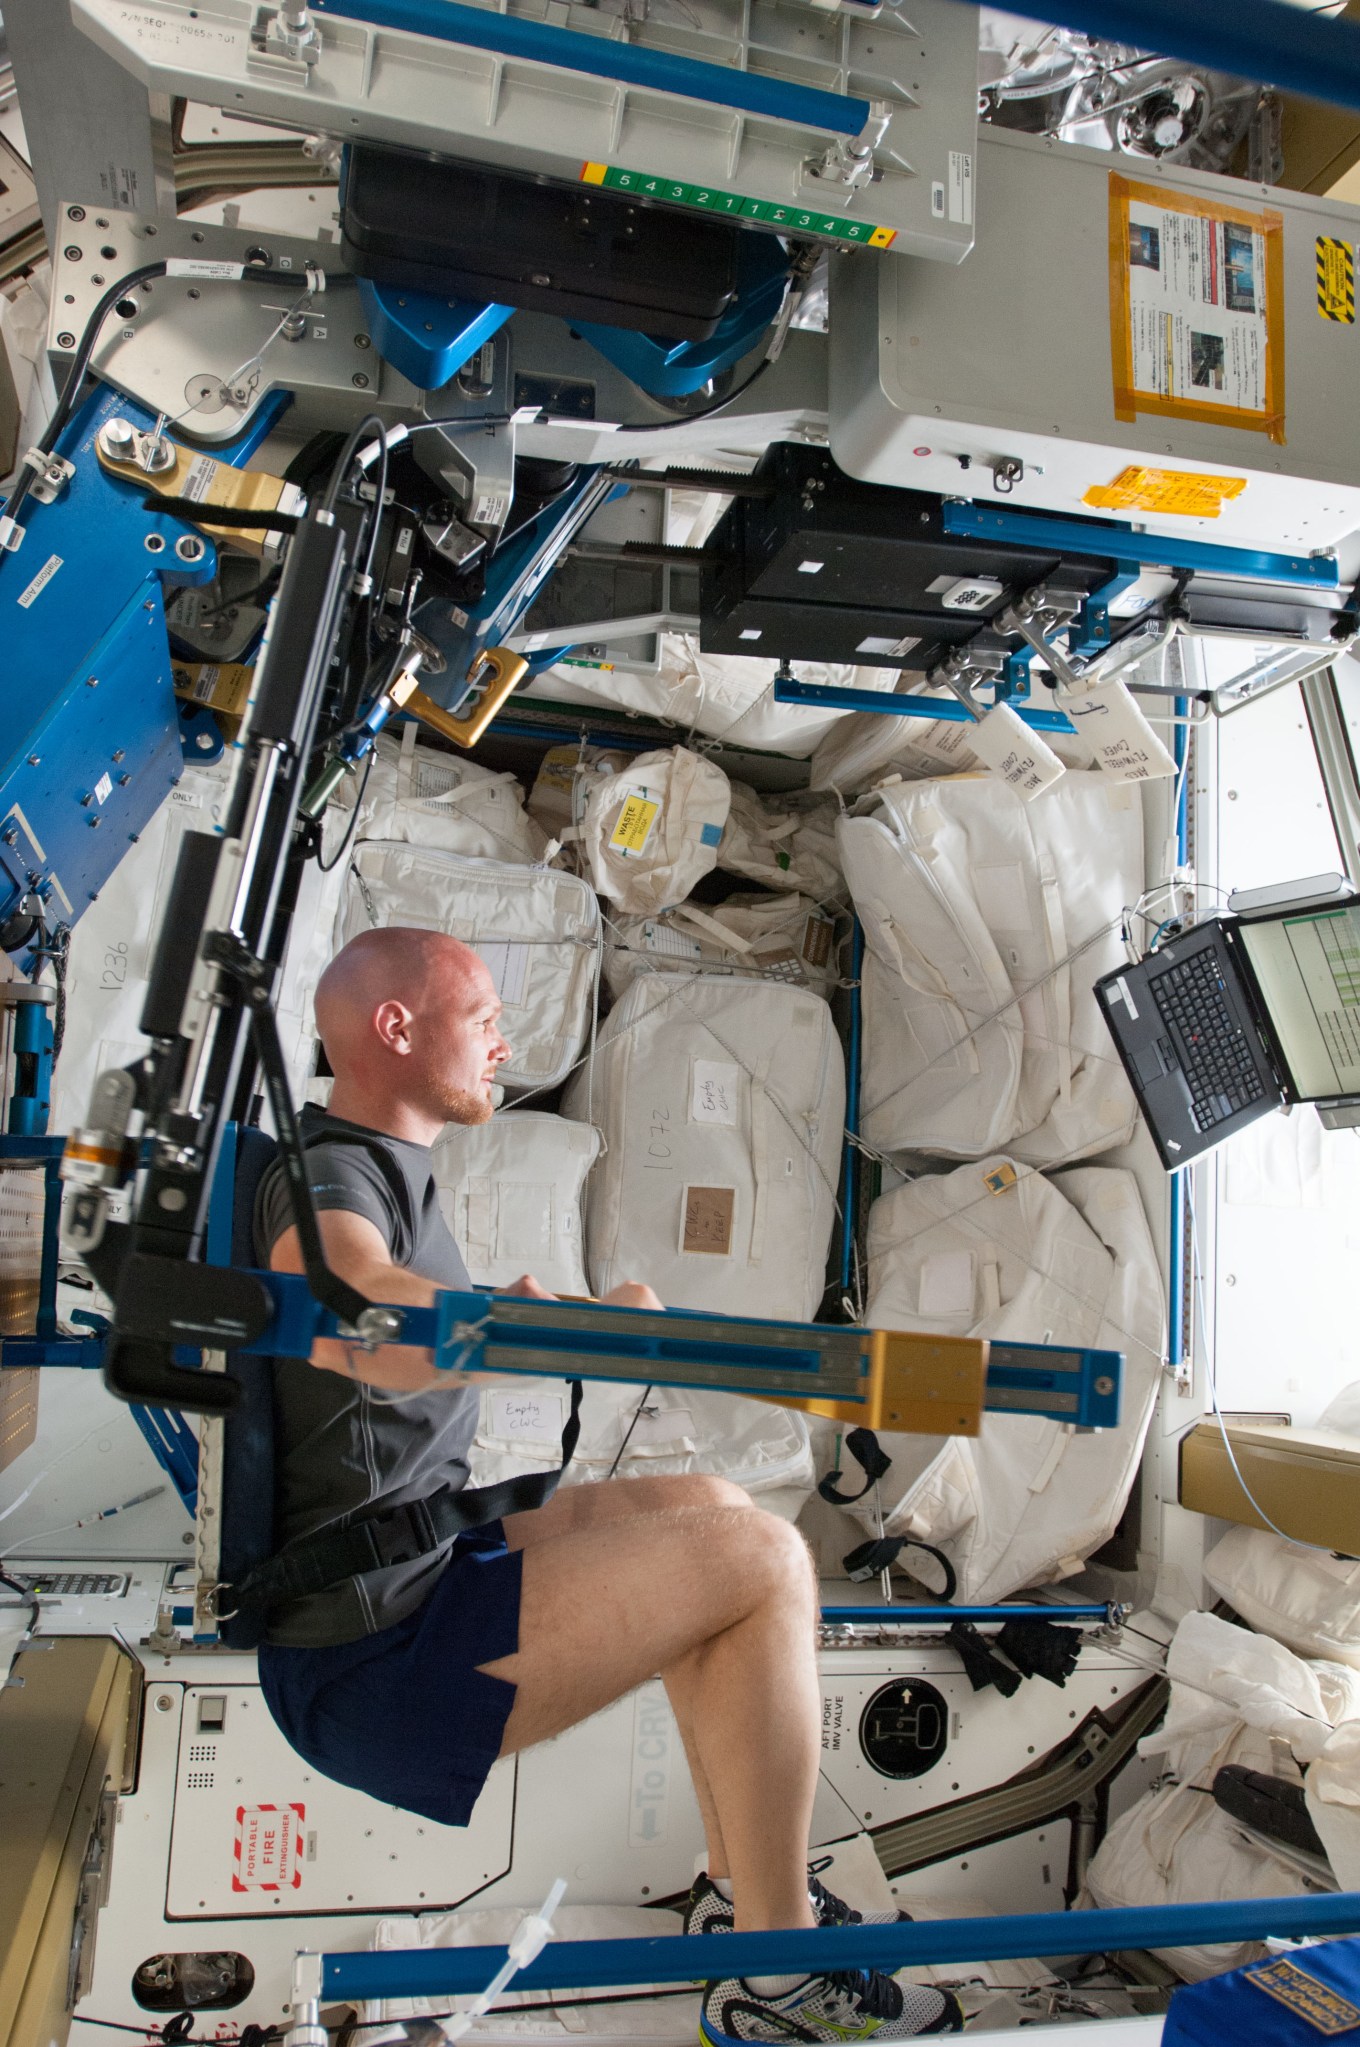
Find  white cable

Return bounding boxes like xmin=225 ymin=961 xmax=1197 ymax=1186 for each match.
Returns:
xmin=1184 ymin=1174 xmax=1339 ymax=1557
xmin=435 ymin=1878 xmax=567 ymax=2043
xmin=0 ymin=1416 xmax=114 ymax=1527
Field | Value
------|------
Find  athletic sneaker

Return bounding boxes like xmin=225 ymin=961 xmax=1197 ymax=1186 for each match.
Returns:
xmin=699 ymin=1968 xmax=963 ymax=2042
xmin=683 ymin=1868 xmax=911 ymax=1938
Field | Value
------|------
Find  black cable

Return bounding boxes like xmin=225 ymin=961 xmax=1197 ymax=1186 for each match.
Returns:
xmin=316 ymin=749 xmax=376 ymax=875
xmin=145 ymin=497 xmax=300 ymax=533
xmin=357 ymin=421 xmax=388 ymax=592
xmin=615 ymin=351 xmax=774 ymax=434
xmin=198 ymin=567 xmax=281 ymax=620
xmin=3 ymin=259 xmax=167 ymax=530
xmin=322 ymin=413 xmax=385 ymax=516
xmin=0 ymin=1566 xmax=39 ymax=1635
xmin=606 ymin=1383 xmax=654 ymax=1478
xmin=3 ymin=261 xmax=328 ymax=541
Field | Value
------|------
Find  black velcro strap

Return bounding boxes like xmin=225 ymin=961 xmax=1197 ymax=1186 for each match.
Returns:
xmin=995 ymin=1616 xmax=1083 ymax=1688
xmin=842 ymin=1534 xmax=958 ymax=1602
xmin=818 ymin=1427 xmax=892 ymax=1506
xmin=234 ymin=1378 xmax=583 ymax=1617
xmin=947 ymin=1618 xmax=1022 ymax=1698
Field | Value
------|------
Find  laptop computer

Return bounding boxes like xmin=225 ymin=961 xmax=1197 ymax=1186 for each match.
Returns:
xmin=1095 ymin=887 xmax=1360 ymax=1168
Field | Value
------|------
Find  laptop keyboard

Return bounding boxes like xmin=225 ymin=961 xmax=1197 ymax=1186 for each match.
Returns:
xmin=1149 ymin=950 xmax=1270 ymax=1132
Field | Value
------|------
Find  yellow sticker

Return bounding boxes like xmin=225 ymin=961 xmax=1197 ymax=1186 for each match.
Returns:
xmin=1083 ymin=465 xmax=1248 ymax=519
xmin=1246 ymin=1957 xmax=1360 ymax=2034
xmin=610 ymin=794 xmax=660 ymax=855
xmin=1318 ymin=235 xmax=1355 ymax=323
xmin=983 ymin=1162 xmax=1018 ymax=1196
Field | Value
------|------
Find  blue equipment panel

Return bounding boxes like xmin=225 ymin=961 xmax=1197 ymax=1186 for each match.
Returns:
xmin=0 ymin=384 xmax=283 ymax=945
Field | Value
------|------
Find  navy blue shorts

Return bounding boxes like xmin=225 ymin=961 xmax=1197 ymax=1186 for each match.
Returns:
xmin=257 ymin=1522 xmax=522 ymax=1827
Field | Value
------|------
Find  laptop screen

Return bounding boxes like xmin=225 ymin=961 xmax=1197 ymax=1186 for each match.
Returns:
xmin=1238 ymin=903 xmax=1360 ymax=1099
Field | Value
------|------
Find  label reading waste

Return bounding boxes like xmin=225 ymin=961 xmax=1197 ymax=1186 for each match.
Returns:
xmin=610 ymin=794 xmax=660 ymax=856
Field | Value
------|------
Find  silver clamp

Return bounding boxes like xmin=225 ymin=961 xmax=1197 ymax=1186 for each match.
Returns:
xmin=250 ymin=2 xmax=321 ymax=75
xmin=807 ymin=102 xmax=892 ymax=193
xmin=21 ymin=446 xmax=76 ymax=505
xmin=996 ymin=584 xmax=1086 ymax=693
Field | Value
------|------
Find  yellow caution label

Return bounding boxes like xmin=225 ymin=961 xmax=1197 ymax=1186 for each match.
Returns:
xmin=1083 ymin=465 xmax=1248 ymax=519
xmin=610 ymin=794 xmax=660 ymax=855
xmin=982 ymin=1162 xmax=1018 ymax=1196
xmin=1317 ymin=235 xmax=1355 ymax=322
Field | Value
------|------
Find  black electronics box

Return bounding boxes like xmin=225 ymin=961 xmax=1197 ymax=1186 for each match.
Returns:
xmin=342 ymin=147 xmax=741 ymax=340
xmin=699 ymin=444 xmax=1114 ymax=668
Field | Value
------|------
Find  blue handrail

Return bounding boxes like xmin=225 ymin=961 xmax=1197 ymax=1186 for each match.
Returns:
xmin=311 ymin=0 xmax=871 ymax=135
xmin=318 ymin=1889 xmax=1360 ymax=2000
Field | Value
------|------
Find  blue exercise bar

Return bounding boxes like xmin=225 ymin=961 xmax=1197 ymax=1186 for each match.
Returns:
xmin=946 ymin=0 xmax=1360 ymax=122
xmin=772 ymin=676 xmax=1078 ymax=734
xmin=319 ymin=1889 xmax=1360 ymax=1999
xmin=311 ymin=0 xmax=871 ymax=135
xmin=819 ymin=1602 xmax=1113 ymax=1624
xmin=942 ymin=501 xmax=1340 ymax=589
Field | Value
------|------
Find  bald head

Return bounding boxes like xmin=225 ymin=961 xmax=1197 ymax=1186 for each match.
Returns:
xmin=315 ymin=928 xmax=510 ymax=1141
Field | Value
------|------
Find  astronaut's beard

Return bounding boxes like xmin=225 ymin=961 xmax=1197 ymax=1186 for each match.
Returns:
xmin=436 ymin=1081 xmax=495 ymax=1127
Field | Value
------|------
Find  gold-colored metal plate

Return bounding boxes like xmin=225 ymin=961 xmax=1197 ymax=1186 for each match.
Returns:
xmin=95 ymin=437 xmax=291 ymax=556
xmin=866 ymin=1330 xmax=987 ymax=1437
xmin=407 ymin=647 xmax=528 ymax=749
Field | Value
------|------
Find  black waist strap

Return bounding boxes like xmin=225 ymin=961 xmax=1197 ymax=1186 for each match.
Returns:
xmin=233 ymin=1378 xmax=582 ymax=1617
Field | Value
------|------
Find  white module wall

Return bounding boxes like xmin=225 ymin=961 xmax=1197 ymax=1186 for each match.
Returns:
xmin=831 ymin=125 xmax=1360 ymax=552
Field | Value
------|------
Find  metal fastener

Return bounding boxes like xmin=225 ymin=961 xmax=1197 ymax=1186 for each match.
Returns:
xmin=68 ymin=206 xmax=86 ymax=222
xmin=56 ymin=332 xmax=76 ymax=349
xmin=352 ymin=372 xmax=369 ymax=388
xmin=354 ymin=333 xmax=371 ymax=349
xmin=63 ymin=245 xmax=82 ymax=261
xmin=154 ymin=1695 xmax=174 ymax=1712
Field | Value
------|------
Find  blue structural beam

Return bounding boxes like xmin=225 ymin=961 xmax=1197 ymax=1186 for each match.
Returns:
xmin=311 ymin=0 xmax=870 ymax=134
xmin=943 ymin=500 xmax=1341 ymax=589
xmin=944 ymin=0 xmax=1360 ymax=121
xmin=321 ymin=1890 xmax=1360 ymax=2000
xmin=772 ymin=677 xmax=1077 ymax=734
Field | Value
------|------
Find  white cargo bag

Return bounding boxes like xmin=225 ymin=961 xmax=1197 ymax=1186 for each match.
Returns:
xmin=809 ymin=693 xmax=1090 ymax=799
xmin=1204 ymin=1524 xmax=1360 ymax=1671
xmin=530 ymin=636 xmax=900 ymax=757
xmin=54 ymin=761 xmax=341 ymax=1128
xmin=1082 ymin=1611 xmax=1360 ymax=1979
xmin=603 ymin=894 xmax=839 ymax=1001
xmin=469 ymin=1379 xmax=816 ymax=1519
xmin=334 ymin=725 xmax=545 ymax=864
xmin=431 ymin=1111 xmax=599 ymax=1295
xmin=337 ymin=845 xmax=600 ymax=1093
xmin=573 ymin=747 xmax=730 ymax=914
xmin=562 ymin=974 xmax=845 ymax=1320
xmin=854 ymin=1161 xmax=1162 ymax=1604
xmin=840 ymin=772 xmax=1141 ymax=1161
xmin=719 ymin=782 xmax=844 ymax=900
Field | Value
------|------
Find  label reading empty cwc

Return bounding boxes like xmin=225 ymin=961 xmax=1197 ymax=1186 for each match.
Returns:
xmin=580 ymin=162 xmax=897 ymax=246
